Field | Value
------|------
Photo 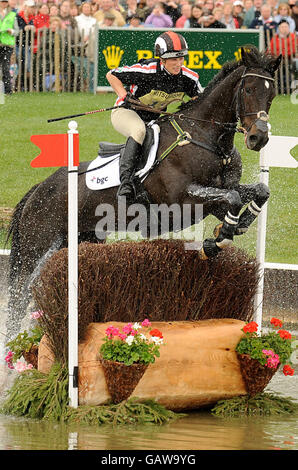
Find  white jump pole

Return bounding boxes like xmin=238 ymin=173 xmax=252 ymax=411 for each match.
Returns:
xmin=253 ymin=148 xmax=270 ymax=334
xmin=68 ymin=120 xmax=79 ymax=408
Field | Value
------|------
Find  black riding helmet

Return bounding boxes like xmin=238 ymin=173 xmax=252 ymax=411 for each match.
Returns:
xmin=154 ymin=31 xmax=188 ymax=59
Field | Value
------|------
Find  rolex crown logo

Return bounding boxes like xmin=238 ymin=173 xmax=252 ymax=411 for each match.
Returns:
xmin=103 ymin=45 xmax=124 ymax=69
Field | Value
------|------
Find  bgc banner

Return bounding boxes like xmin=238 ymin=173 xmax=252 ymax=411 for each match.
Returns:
xmin=97 ymin=28 xmax=261 ymax=89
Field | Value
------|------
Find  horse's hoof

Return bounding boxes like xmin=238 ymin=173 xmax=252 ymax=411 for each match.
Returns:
xmin=198 ymin=247 xmax=209 ymax=260
xmin=199 ymin=238 xmax=222 ymax=260
xmin=213 ymin=223 xmax=223 ymax=238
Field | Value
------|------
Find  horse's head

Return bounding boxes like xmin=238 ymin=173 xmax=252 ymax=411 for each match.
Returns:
xmin=237 ymin=47 xmax=282 ymax=152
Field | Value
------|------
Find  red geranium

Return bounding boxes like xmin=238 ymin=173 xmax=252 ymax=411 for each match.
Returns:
xmin=149 ymin=329 xmax=163 ymax=339
xmin=243 ymin=321 xmax=258 ymax=334
xmin=283 ymin=365 xmax=294 ymax=376
xmin=278 ymin=329 xmax=292 ymax=340
xmin=270 ymin=317 xmax=283 ymax=328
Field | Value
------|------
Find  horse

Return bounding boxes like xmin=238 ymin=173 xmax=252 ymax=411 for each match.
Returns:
xmin=5 ymin=46 xmax=281 ymax=339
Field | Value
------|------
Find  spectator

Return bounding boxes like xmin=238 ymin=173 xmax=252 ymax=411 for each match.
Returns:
xmin=184 ymin=4 xmax=203 ymax=28
xmin=232 ymin=0 xmax=244 ymax=28
xmin=126 ymin=12 xmax=143 ymax=26
xmin=142 ymin=0 xmax=156 ymax=20
xmin=204 ymin=0 xmax=215 ymax=14
xmin=93 ymin=0 xmax=126 ymax=26
xmin=8 ymin=0 xmax=18 ymax=12
xmin=250 ymin=4 xmax=278 ymax=46
xmin=243 ymin=0 xmax=262 ymax=28
xmin=289 ymin=0 xmax=298 ymax=32
xmin=266 ymin=0 xmax=279 ymax=16
xmin=175 ymin=1 xmax=192 ymax=27
xmin=70 ymin=3 xmax=79 ymax=18
xmin=221 ymin=2 xmax=237 ymax=28
xmin=16 ymin=0 xmax=36 ymax=91
xmin=270 ymin=19 xmax=296 ymax=56
xmin=273 ymin=2 xmax=296 ymax=33
xmin=270 ymin=19 xmax=296 ymax=92
xmin=33 ymin=4 xmax=49 ymax=53
xmin=161 ymin=0 xmax=181 ymax=25
xmin=199 ymin=6 xmax=226 ymax=27
xmin=59 ymin=0 xmax=77 ymax=28
xmin=124 ymin=0 xmax=146 ymax=21
xmin=90 ymin=2 xmax=99 ymax=15
xmin=144 ymin=2 xmax=173 ymax=26
xmin=75 ymin=1 xmax=96 ymax=43
xmin=0 ymin=0 xmax=19 ymax=94
xmin=98 ymin=10 xmax=115 ymax=26
xmin=49 ymin=4 xmax=59 ymax=16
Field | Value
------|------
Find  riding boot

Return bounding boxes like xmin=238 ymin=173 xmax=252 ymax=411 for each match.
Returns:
xmin=117 ymin=136 xmax=142 ymax=203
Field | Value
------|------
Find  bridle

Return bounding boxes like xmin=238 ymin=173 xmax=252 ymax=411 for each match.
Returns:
xmin=234 ymin=71 xmax=275 ymax=134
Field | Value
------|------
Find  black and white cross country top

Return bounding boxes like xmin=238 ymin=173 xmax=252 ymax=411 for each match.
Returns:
xmin=111 ymin=58 xmax=203 ymax=122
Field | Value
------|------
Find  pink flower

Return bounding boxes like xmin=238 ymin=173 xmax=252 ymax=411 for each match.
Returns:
xmin=118 ymin=333 xmax=127 ymax=341
xmin=30 ymin=310 xmax=43 ymax=320
xmin=14 ymin=361 xmax=33 ymax=373
xmin=130 ymin=329 xmax=138 ymax=336
xmin=105 ymin=326 xmax=120 ymax=338
xmin=262 ymin=349 xmax=280 ymax=369
xmin=5 ymin=351 xmax=14 ymax=369
xmin=122 ymin=323 xmax=133 ymax=334
xmin=141 ymin=319 xmax=151 ymax=327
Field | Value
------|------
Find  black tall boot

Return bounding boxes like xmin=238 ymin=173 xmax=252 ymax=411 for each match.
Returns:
xmin=117 ymin=136 xmax=142 ymax=203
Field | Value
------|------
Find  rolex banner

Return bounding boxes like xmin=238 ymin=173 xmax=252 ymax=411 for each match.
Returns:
xmin=97 ymin=28 xmax=261 ymax=90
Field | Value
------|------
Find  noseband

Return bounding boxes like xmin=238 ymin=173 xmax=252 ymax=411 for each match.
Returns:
xmin=236 ymin=71 xmax=275 ymax=134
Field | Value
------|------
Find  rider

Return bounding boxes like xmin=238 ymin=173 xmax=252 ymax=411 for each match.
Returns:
xmin=106 ymin=30 xmax=203 ymax=202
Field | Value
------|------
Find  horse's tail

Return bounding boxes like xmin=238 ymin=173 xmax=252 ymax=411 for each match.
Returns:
xmin=5 ymin=183 xmax=40 ymax=285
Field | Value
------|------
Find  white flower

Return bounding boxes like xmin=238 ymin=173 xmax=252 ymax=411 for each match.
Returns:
xmin=139 ymin=334 xmax=147 ymax=341
xmin=133 ymin=322 xmax=141 ymax=330
xmin=150 ymin=336 xmax=163 ymax=345
xmin=125 ymin=335 xmax=134 ymax=346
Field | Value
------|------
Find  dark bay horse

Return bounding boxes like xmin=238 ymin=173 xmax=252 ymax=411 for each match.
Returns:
xmin=6 ymin=46 xmax=281 ymax=338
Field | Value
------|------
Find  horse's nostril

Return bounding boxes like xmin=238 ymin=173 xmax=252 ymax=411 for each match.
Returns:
xmin=248 ymin=135 xmax=258 ymax=144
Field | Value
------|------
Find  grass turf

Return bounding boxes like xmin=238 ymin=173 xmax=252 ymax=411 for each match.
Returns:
xmin=0 ymin=92 xmax=297 ymax=263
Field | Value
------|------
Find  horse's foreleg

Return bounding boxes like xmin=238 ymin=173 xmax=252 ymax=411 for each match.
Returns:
xmin=234 ymin=183 xmax=270 ymax=235
xmin=186 ymin=184 xmax=243 ymax=259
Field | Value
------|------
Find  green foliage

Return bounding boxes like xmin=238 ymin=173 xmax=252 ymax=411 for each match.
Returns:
xmin=1 ymin=363 xmax=69 ymax=420
xmin=1 ymin=364 xmax=184 ymax=425
xmin=6 ymin=326 xmax=44 ymax=362
xmin=236 ymin=331 xmax=293 ymax=366
xmin=100 ymin=337 xmax=160 ymax=366
xmin=211 ymin=392 xmax=298 ymax=417
xmin=99 ymin=323 xmax=163 ymax=366
xmin=66 ymin=399 xmax=186 ymax=426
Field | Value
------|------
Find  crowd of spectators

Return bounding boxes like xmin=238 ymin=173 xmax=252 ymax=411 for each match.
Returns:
xmin=0 ymin=0 xmax=297 ymax=93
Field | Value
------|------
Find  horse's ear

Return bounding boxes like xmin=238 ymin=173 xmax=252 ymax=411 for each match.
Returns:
xmin=269 ymin=54 xmax=282 ymax=74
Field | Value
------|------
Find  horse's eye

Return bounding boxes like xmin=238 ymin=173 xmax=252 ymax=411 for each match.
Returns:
xmin=246 ymin=87 xmax=252 ymax=94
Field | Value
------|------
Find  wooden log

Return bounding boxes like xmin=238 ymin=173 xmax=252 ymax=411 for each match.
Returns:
xmin=38 ymin=319 xmax=247 ymax=410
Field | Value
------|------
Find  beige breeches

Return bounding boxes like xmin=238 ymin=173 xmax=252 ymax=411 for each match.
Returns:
xmin=111 ymin=107 xmax=146 ymax=145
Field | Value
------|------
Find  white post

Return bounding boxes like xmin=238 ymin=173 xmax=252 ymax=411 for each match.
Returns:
xmin=68 ymin=121 xmax=79 ymax=408
xmin=253 ymin=159 xmax=269 ymax=334
xmin=253 ymin=126 xmax=271 ymax=333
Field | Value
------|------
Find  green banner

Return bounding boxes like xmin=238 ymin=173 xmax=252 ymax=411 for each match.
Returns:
xmin=97 ymin=28 xmax=261 ymax=89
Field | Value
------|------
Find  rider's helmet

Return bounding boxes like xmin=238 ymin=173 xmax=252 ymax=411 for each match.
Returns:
xmin=154 ymin=31 xmax=188 ymax=59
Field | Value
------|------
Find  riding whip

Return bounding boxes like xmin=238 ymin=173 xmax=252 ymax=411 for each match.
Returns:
xmin=47 ymin=105 xmax=120 ymax=123
xmin=47 ymin=98 xmax=172 ymax=123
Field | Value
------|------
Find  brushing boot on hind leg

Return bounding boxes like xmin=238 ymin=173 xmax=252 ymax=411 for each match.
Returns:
xmin=235 ymin=183 xmax=270 ymax=235
xmin=117 ymin=137 xmax=142 ymax=204
xmin=188 ymin=185 xmax=242 ymax=259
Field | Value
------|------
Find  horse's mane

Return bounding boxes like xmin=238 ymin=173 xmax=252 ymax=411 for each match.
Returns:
xmin=178 ymin=45 xmax=278 ymax=112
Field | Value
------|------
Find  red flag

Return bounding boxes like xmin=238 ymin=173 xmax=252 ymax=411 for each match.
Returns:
xmin=30 ymin=134 xmax=79 ymax=168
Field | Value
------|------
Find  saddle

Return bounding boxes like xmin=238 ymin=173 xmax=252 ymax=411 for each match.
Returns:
xmin=85 ymin=123 xmax=160 ymax=192
xmin=98 ymin=124 xmax=155 ymax=173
